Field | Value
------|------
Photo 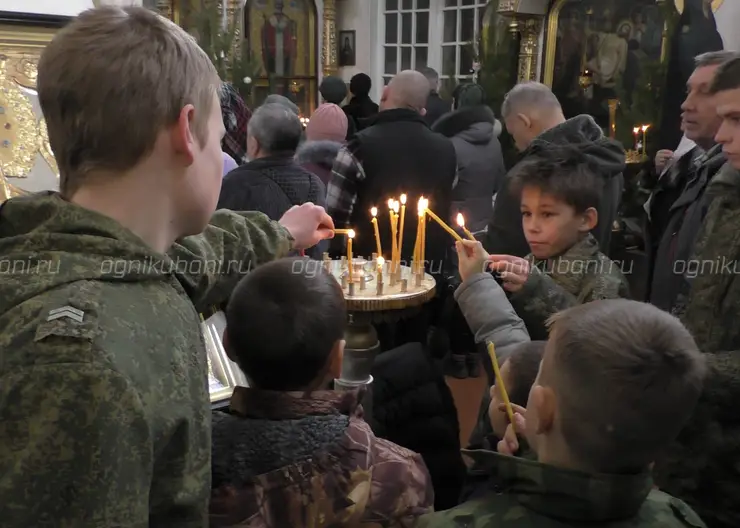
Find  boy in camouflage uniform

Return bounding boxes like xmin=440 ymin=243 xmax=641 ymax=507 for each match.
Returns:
xmin=0 ymin=7 xmax=332 ymax=527
xmin=210 ymin=258 xmax=433 ymax=527
xmin=418 ymin=299 xmax=707 ymax=527
xmin=489 ymin=147 xmax=630 ymax=339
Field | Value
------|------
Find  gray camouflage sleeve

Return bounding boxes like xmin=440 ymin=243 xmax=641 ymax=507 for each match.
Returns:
xmin=0 ymin=361 xmax=151 ymax=527
xmin=170 ymin=209 xmax=293 ymax=312
xmin=509 ymin=271 xmax=578 ymax=332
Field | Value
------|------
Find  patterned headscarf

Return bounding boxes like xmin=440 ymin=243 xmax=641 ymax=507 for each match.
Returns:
xmin=220 ymin=83 xmax=252 ymax=165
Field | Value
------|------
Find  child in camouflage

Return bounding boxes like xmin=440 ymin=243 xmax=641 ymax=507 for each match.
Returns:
xmin=488 ymin=145 xmax=631 ymax=339
xmin=419 ymin=299 xmax=708 ymax=527
xmin=210 ymin=257 xmax=433 ymax=527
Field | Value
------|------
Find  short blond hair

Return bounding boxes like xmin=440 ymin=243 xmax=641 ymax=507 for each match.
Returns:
xmin=38 ymin=6 xmax=220 ymax=196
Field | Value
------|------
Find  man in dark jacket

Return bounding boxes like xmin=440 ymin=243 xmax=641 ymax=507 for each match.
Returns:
xmin=343 ymin=73 xmax=379 ymax=134
xmin=644 ymin=51 xmax=731 ymax=312
xmin=326 ymin=69 xmax=457 ymax=273
xmin=485 ymin=82 xmax=625 ymax=258
xmin=219 ymin=103 xmax=327 ymax=259
xmin=419 ymin=67 xmax=452 ymax=128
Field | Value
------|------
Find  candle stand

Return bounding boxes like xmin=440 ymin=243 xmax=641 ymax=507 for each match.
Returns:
xmin=323 ymin=255 xmax=436 ymax=425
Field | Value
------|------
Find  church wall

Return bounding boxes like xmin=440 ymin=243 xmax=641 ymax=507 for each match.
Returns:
xmin=715 ymin=1 xmax=740 ymax=51
xmin=336 ymin=0 xmax=381 ymax=101
xmin=1 ymin=0 xmax=94 ymax=17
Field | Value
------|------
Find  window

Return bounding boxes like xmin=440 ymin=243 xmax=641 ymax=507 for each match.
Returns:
xmin=383 ymin=0 xmax=431 ymax=86
xmin=440 ymin=0 xmax=488 ymax=95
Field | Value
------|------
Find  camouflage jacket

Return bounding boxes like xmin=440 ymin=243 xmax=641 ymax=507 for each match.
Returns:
xmin=209 ymin=387 xmax=434 ymax=527
xmin=0 ymin=193 xmax=291 ymax=527
xmin=417 ymin=450 xmax=706 ymax=527
xmin=509 ymin=234 xmax=630 ymax=339
xmin=655 ymin=165 xmax=740 ymax=528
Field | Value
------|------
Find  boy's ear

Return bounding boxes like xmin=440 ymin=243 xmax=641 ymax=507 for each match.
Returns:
xmin=531 ymin=385 xmax=556 ymax=435
xmin=579 ymin=207 xmax=598 ymax=233
xmin=328 ymin=339 xmax=345 ymax=381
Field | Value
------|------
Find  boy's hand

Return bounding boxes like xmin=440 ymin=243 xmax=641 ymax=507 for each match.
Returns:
xmin=496 ymin=403 xmax=527 ymax=457
xmin=456 ymin=240 xmax=490 ymax=282
xmin=279 ymin=203 xmax=335 ymax=250
xmin=489 ymin=255 xmax=530 ymax=293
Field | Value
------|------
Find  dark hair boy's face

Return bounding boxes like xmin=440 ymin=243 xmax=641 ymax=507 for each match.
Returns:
xmin=714 ymin=87 xmax=740 ymax=169
xmin=520 ymin=186 xmax=592 ymax=259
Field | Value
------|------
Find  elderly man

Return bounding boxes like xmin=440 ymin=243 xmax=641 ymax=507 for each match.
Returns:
xmin=485 ymin=82 xmax=625 ymax=257
xmin=219 ymin=103 xmax=327 ymax=258
xmin=326 ymin=69 xmax=456 ymax=271
xmin=645 ymin=51 xmax=733 ymax=311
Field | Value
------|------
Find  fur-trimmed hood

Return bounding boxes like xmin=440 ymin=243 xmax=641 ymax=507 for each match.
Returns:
xmin=294 ymin=140 xmax=343 ymax=171
xmin=432 ymin=105 xmax=502 ymax=142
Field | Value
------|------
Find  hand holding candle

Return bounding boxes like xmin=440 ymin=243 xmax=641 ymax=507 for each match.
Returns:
xmin=456 ymin=213 xmax=475 ymax=241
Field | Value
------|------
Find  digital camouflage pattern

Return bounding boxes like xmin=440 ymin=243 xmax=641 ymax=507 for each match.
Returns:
xmin=510 ymin=234 xmax=630 ymax=339
xmin=209 ymin=387 xmax=434 ymax=527
xmin=654 ymin=164 xmax=740 ymax=528
xmin=417 ymin=449 xmax=706 ymax=528
xmin=0 ymin=192 xmax=291 ymax=527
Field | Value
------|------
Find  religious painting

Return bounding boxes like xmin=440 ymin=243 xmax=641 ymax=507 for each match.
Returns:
xmin=339 ymin=30 xmax=356 ymax=67
xmin=0 ymin=23 xmax=61 ymax=201
xmin=245 ymin=0 xmax=318 ymax=116
xmin=544 ymin=0 xmax=674 ymax=144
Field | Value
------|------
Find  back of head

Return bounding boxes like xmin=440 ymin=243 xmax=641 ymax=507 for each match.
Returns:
xmin=349 ymin=73 xmax=372 ymax=98
xmin=453 ymin=83 xmax=486 ymax=110
xmin=510 ymin=146 xmax=603 ymax=214
xmin=306 ymin=103 xmax=348 ymax=143
xmin=38 ymin=6 xmax=219 ymax=197
xmin=417 ymin=66 xmax=439 ymax=93
xmin=225 ymin=257 xmax=347 ymax=391
xmin=319 ymin=76 xmax=348 ymax=105
xmin=507 ymin=341 xmax=546 ymax=407
xmin=544 ymin=299 xmax=706 ymax=473
xmin=709 ymin=53 xmax=740 ymax=94
xmin=247 ymin=103 xmax=304 ymax=155
xmin=501 ymin=82 xmax=562 ymax=121
xmin=384 ymin=70 xmax=431 ymax=112
xmin=263 ymin=94 xmax=299 ymax=115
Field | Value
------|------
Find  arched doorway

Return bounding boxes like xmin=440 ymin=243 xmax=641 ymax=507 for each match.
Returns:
xmin=245 ymin=0 xmax=319 ymax=117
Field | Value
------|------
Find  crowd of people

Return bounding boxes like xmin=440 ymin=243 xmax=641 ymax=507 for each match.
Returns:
xmin=2 ymin=4 xmax=740 ymax=528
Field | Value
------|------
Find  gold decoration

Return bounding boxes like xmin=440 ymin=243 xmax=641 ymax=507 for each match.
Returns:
xmin=322 ymin=0 xmax=338 ymax=76
xmin=516 ymin=17 xmax=542 ymax=82
xmin=675 ymin=0 xmax=724 ymax=13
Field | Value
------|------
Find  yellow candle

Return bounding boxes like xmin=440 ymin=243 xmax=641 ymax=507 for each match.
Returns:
xmin=370 ymin=207 xmax=382 ymax=257
xmin=398 ymin=194 xmax=407 ymax=267
xmin=487 ymin=341 xmax=516 ymax=433
xmin=413 ymin=209 xmax=422 ymax=272
xmin=388 ymin=199 xmax=396 ymax=268
xmin=347 ymin=229 xmax=355 ymax=282
xmin=456 ymin=213 xmax=475 ymax=241
xmin=426 ymin=206 xmax=464 ymax=242
xmin=334 ymin=229 xmax=354 ymax=235
xmin=376 ymin=256 xmax=384 ymax=284
xmin=641 ymin=124 xmax=650 ymax=156
xmin=392 ymin=200 xmax=400 ymax=272
xmin=420 ymin=198 xmax=428 ymax=268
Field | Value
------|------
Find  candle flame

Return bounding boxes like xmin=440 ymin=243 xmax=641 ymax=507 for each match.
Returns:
xmin=400 ymin=194 xmax=407 ymax=205
xmin=387 ymin=198 xmax=394 ymax=209
xmin=348 ymin=229 xmax=355 ymax=239
xmin=633 ymin=127 xmax=640 ymax=134
xmin=456 ymin=213 xmax=465 ymax=227
xmin=371 ymin=206 xmax=377 ymax=217
xmin=392 ymin=201 xmax=399 ymax=213
xmin=641 ymin=124 xmax=650 ymax=132
xmin=376 ymin=256 xmax=385 ymax=266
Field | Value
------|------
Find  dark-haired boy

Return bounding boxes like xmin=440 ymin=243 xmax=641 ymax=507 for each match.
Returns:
xmin=418 ymin=299 xmax=708 ymax=527
xmin=489 ymin=149 xmax=630 ymax=338
xmin=210 ymin=257 xmax=433 ymax=527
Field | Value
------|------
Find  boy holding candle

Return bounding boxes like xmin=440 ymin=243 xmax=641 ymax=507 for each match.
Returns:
xmin=417 ymin=299 xmax=707 ymax=527
xmin=211 ymin=257 xmax=433 ymax=526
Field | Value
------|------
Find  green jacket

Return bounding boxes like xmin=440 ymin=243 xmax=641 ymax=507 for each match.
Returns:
xmin=510 ymin=234 xmax=630 ymax=339
xmin=417 ymin=450 xmax=705 ymax=527
xmin=0 ymin=193 xmax=291 ymax=527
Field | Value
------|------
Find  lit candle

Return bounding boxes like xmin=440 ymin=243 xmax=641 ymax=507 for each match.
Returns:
xmin=414 ymin=198 xmax=423 ymax=273
xmin=398 ymin=194 xmax=407 ymax=269
xmin=487 ymin=341 xmax=516 ymax=433
xmin=389 ymin=199 xmax=398 ymax=272
xmin=376 ymin=255 xmax=384 ymax=284
xmin=334 ymin=228 xmax=354 ymax=235
xmin=392 ymin=200 xmax=400 ymax=272
xmin=456 ymin=213 xmax=475 ymax=241
xmin=632 ymin=127 xmax=640 ymax=151
xmin=641 ymin=124 xmax=650 ymax=157
xmin=420 ymin=198 xmax=428 ymax=268
xmin=370 ymin=207 xmax=382 ymax=258
xmin=425 ymin=204 xmax=464 ymax=243
xmin=346 ymin=229 xmax=355 ymax=283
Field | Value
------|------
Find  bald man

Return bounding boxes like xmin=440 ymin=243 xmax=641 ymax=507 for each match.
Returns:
xmin=485 ymin=82 xmax=626 ymax=257
xmin=326 ymin=70 xmax=457 ymax=279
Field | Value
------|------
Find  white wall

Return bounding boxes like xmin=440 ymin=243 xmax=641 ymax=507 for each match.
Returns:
xmin=0 ymin=0 xmax=95 ymax=17
xmin=337 ymin=0 xmax=381 ymax=101
xmin=715 ymin=1 xmax=740 ymax=52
